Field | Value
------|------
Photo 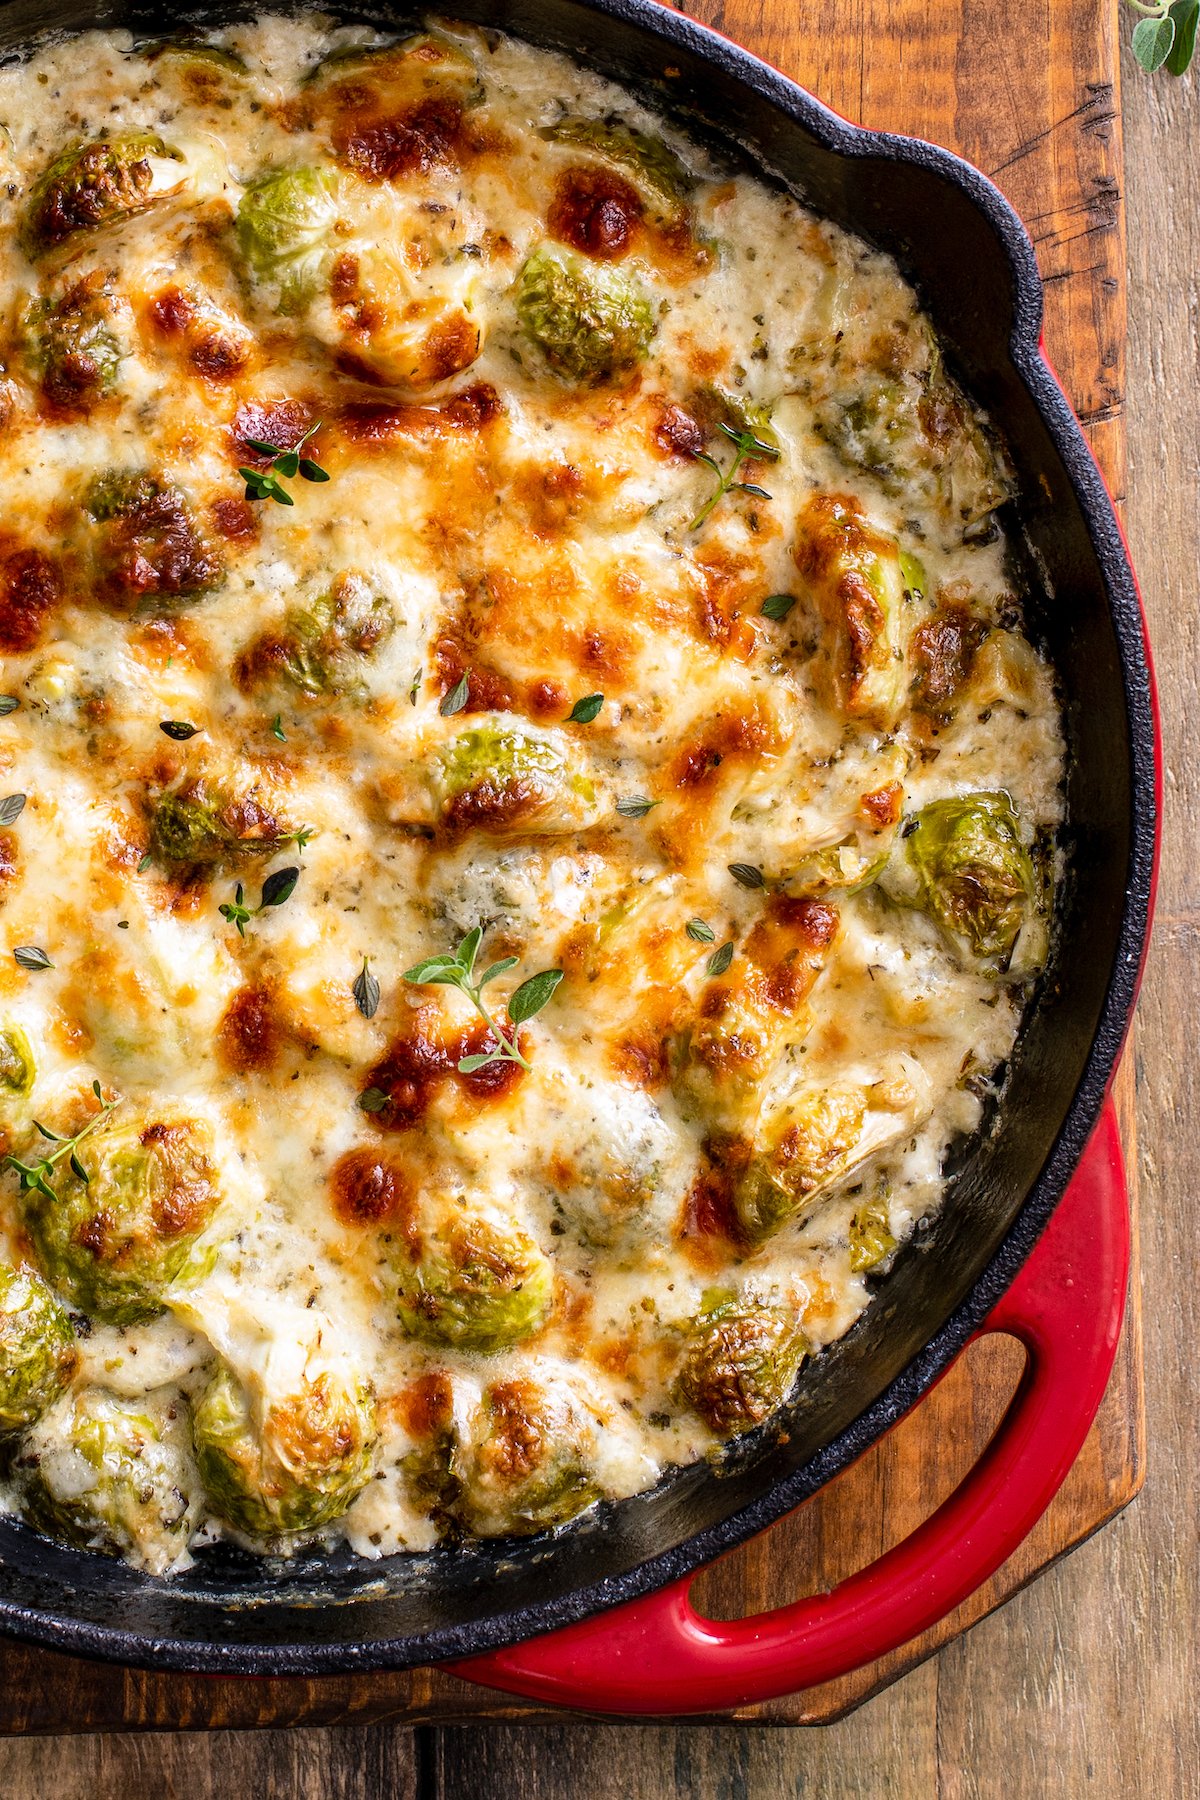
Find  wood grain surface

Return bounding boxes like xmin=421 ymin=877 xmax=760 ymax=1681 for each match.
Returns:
xmin=1 ymin=0 xmax=1193 ymax=1791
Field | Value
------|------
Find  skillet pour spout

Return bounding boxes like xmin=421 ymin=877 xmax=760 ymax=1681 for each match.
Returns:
xmin=0 ymin=0 xmax=1156 ymax=1676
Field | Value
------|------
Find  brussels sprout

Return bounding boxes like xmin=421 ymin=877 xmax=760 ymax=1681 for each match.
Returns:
xmin=19 ymin=1386 xmax=201 ymax=1571
xmin=541 ymin=117 xmax=693 ymax=220
xmin=192 ymin=1361 xmax=377 ymax=1537
xmin=243 ymin=575 xmax=396 ymax=699
xmin=235 ymin=166 xmax=339 ymax=314
xmin=460 ymin=1377 xmax=599 ymax=1536
xmin=848 ymin=1193 xmax=897 ymax=1273
xmin=18 ymin=1115 xmax=222 ymax=1324
xmin=545 ymin=1083 xmax=680 ymax=1249
xmin=148 ymin=765 xmax=296 ymax=867
xmin=83 ymin=469 xmax=223 ymax=606
xmin=22 ymin=133 xmax=185 ymax=260
xmin=0 ymin=1023 xmax=35 ymax=1100
xmin=672 ymin=1293 xmax=807 ymax=1438
xmin=0 ymin=1263 xmax=76 ymax=1435
xmin=435 ymin=717 xmax=601 ymax=835
xmin=139 ymin=37 xmax=248 ymax=76
xmin=387 ymin=1208 xmax=553 ymax=1353
xmin=731 ymin=1063 xmax=933 ymax=1243
xmin=515 ymin=244 xmax=655 ymax=383
xmin=22 ymin=272 xmax=124 ymax=411
xmin=894 ymin=792 xmax=1040 ymax=964
xmin=305 ymin=29 xmax=484 ymax=102
xmin=793 ymin=493 xmax=916 ymax=730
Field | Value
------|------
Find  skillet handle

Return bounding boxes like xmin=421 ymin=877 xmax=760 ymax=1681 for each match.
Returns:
xmin=446 ymin=1100 xmax=1129 ymax=1715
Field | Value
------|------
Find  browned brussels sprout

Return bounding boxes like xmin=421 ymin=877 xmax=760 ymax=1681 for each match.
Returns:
xmin=22 ymin=133 xmax=185 ymax=260
xmin=0 ymin=1022 xmax=35 ymax=1102
xmin=541 ymin=116 xmax=693 ymax=222
xmin=794 ymin=492 xmax=917 ymax=730
xmin=22 ymin=271 xmax=125 ymax=412
xmin=459 ymin=1377 xmax=599 ymax=1536
xmin=434 ymin=717 xmax=604 ymax=835
xmin=192 ymin=1361 xmax=378 ymax=1537
xmin=83 ymin=469 xmax=223 ymax=607
xmin=17 ymin=1113 xmax=223 ymax=1324
xmin=239 ymin=574 xmax=395 ymax=699
xmin=895 ymin=792 xmax=1041 ymax=965
xmin=672 ymin=1292 xmax=807 ymax=1438
xmin=387 ymin=1206 xmax=553 ymax=1354
xmin=148 ymin=763 xmax=297 ymax=867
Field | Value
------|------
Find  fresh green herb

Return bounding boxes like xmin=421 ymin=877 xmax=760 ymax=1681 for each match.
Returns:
xmin=159 ymin=720 xmax=198 ymax=740
xmin=439 ymin=673 xmax=470 ymax=717
xmin=728 ymin=862 xmax=765 ymax=889
xmin=567 ymin=693 xmax=604 ymax=724
xmin=117 ymin=920 xmax=129 ymax=929
xmin=706 ymin=941 xmax=735 ymax=977
xmin=686 ymin=917 xmax=716 ymax=944
xmin=1126 ymin=0 xmax=1199 ymax=72
xmin=353 ymin=956 xmax=380 ymax=1020
xmin=403 ymin=926 xmax=563 ymax=1074
xmin=0 ymin=794 xmax=26 ymax=825
xmin=761 ymin=592 xmax=797 ymax=622
xmin=616 ymin=796 xmax=660 ymax=819
xmin=690 ymin=423 xmax=780 ymax=532
xmin=239 ymin=420 xmax=330 ymax=506
xmin=293 ymin=826 xmax=315 ymax=854
xmin=2 ymin=1080 xmax=115 ymax=1204
xmin=13 ymin=945 xmax=52 ymax=971
xmin=358 ymin=1086 xmax=388 ymax=1114
xmin=271 ymin=714 xmax=286 ymax=742
xmin=218 ymin=865 xmax=300 ymax=937
xmin=408 ymin=668 xmax=422 ymax=706
xmin=0 ymin=697 xmax=18 ymax=717
xmin=137 ymin=852 xmax=154 ymax=874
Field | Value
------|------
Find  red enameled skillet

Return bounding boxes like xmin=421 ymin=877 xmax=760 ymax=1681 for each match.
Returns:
xmin=0 ymin=0 xmax=1158 ymax=1710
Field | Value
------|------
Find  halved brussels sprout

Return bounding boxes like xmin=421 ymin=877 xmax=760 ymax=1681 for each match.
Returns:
xmin=459 ymin=1377 xmax=599 ymax=1536
xmin=305 ymin=28 xmax=483 ymax=102
xmin=541 ymin=116 xmax=692 ymax=220
xmin=435 ymin=717 xmax=602 ymax=835
xmin=148 ymin=764 xmax=297 ymax=867
xmin=19 ymin=1386 xmax=201 ymax=1571
xmin=242 ymin=574 xmax=396 ymax=699
xmin=848 ymin=1192 xmax=897 ymax=1273
xmin=235 ymin=165 xmax=339 ymax=314
xmin=387 ymin=1207 xmax=553 ymax=1353
xmin=515 ymin=244 xmax=655 ymax=383
xmin=0 ymin=1023 xmax=35 ymax=1101
xmin=543 ymin=1080 xmax=679 ymax=1249
xmin=732 ymin=1064 xmax=932 ymax=1243
xmin=794 ymin=493 xmax=917 ymax=730
xmin=138 ymin=37 xmax=248 ymax=77
xmin=891 ymin=792 xmax=1042 ymax=965
xmin=0 ymin=1263 xmax=76 ymax=1435
xmin=83 ymin=468 xmax=223 ymax=607
xmin=192 ymin=1361 xmax=378 ymax=1537
xmin=672 ymin=1293 xmax=807 ymax=1438
xmin=18 ymin=1114 xmax=223 ymax=1324
xmin=22 ymin=133 xmax=185 ymax=260
xmin=22 ymin=272 xmax=125 ymax=411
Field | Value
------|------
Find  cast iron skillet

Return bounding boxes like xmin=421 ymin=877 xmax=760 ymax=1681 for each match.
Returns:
xmin=0 ymin=0 xmax=1156 ymax=1675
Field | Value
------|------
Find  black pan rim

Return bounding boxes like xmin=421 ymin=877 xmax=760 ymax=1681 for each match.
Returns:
xmin=0 ymin=0 xmax=1158 ymax=1677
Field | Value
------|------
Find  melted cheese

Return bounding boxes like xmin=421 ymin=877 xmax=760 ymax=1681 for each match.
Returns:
xmin=0 ymin=15 xmax=1064 ymax=1571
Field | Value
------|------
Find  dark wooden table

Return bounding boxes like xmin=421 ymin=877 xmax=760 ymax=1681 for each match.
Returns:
xmin=0 ymin=19 xmax=1194 ymax=1800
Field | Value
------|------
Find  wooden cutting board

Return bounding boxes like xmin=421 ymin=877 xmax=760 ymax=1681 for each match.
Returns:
xmin=0 ymin=0 xmax=1141 ymax=1733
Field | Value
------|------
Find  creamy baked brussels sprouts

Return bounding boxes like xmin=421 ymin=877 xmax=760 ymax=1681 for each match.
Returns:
xmin=17 ymin=1114 xmax=222 ymax=1324
xmin=22 ymin=272 xmax=126 ymax=410
xmin=387 ymin=1206 xmax=553 ymax=1353
xmin=19 ymin=1386 xmax=201 ymax=1572
xmin=435 ymin=718 xmax=602 ymax=834
xmin=22 ymin=132 xmax=185 ymax=259
xmin=148 ymin=764 xmax=297 ymax=867
xmin=83 ymin=468 xmax=223 ymax=606
xmin=794 ymin=492 xmax=916 ymax=729
xmin=192 ymin=1362 xmax=378 ymax=1537
xmin=541 ymin=116 xmax=692 ymax=219
xmin=242 ymin=575 xmax=396 ymax=699
xmin=515 ymin=244 xmax=655 ymax=382
xmin=0 ymin=1263 xmax=76 ymax=1435
xmin=673 ymin=1294 xmax=807 ymax=1438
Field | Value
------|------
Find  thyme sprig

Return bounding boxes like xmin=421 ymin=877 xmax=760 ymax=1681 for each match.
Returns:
xmin=219 ymin=865 xmax=300 ymax=937
xmin=2 ymin=1080 xmax=115 ymax=1203
xmin=239 ymin=421 xmax=330 ymax=507
xmin=402 ymin=925 xmax=563 ymax=1074
xmin=690 ymin=423 xmax=780 ymax=532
